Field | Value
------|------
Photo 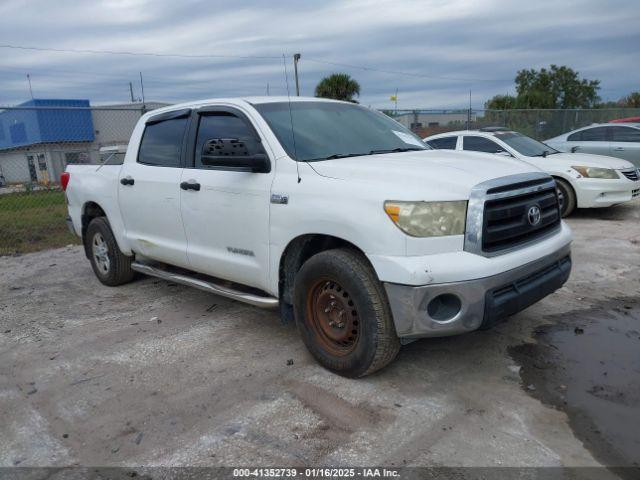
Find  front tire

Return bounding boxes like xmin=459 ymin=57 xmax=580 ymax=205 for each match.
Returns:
xmin=85 ymin=217 xmax=135 ymax=286
xmin=293 ymin=248 xmax=400 ymax=377
xmin=555 ymin=178 xmax=576 ymax=217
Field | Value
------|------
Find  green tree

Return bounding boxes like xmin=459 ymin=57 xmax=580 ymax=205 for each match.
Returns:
xmin=620 ymin=91 xmax=640 ymax=108
xmin=314 ymin=73 xmax=360 ymax=102
xmin=485 ymin=94 xmax=519 ymax=110
xmin=484 ymin=65 xmax=600 ymax=109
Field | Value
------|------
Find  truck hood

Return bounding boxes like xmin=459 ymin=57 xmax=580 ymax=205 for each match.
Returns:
xmin=308 ymin=150 xmax=541 ymax=199
xmin=549 ymin=152 xmax=634 ymax=170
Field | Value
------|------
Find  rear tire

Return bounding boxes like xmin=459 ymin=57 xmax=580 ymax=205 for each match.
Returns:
xmin=555 ymin=178 xmax=576 ymax=217
xmin=85 ymin=217 xmax=135 ymax=286
xmin=293 ymin=248 xmax=400 ymax=377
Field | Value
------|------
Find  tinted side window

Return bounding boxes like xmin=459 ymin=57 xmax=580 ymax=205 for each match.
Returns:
xmin=463 ymin=136 xmax=502 ymax=154
xmin=568 ymin=127 xmax=609 ymax=142
xmin=138 ymin=118 xmax=187 ymax=167
xmin=611 ymin=126 xmax=640 ymax=142
xmin=428 ymin=136 xmax=457 ymax=150
xmin=195 ymin=113 xmax=262 ymax=168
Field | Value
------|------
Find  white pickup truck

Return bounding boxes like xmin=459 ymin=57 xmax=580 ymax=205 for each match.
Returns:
xmin=63 ymin=97 xmax=572 ymax=377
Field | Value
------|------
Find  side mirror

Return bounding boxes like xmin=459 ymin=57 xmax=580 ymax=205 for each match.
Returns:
xmin=200 ymin=138 xmax=270 ymax=173
xmin=495 ymin=150 xmax=512 ymax=157
xmin=570 ymin=146 xmax=579 ymax=153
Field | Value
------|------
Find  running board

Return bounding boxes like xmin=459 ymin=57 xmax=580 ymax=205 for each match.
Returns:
xmin=131 ymin=262 xmax=279 ymax=309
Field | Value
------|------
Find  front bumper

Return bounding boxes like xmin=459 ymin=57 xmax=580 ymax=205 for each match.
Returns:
xmin=575 ymin=177 xmax=640 ymax=208
xmin=384 ymin=243 xmax=571 ymax=338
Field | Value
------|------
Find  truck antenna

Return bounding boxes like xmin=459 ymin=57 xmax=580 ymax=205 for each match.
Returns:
xmin=283 ymin=54 xmax=301 ymax=183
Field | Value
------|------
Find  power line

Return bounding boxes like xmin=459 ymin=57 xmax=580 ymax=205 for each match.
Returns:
xmin=0 ymin=43 xmax=282 ymax=60
xmin=0 ymin=43 xmax=511 ymax=83
xmin=304 ymin=58 xmax=503 ymax=83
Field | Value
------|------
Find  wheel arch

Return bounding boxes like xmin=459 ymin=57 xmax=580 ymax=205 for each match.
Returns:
xmin=551 ymin=174 xmax=577 ymax=198
xmin=551 ymin=175 xmax=578 ymax=215
xmin=278 ymin=234 xmax=370 ymax=307
xmin=81 ymin=201 xmax=107 ymax=258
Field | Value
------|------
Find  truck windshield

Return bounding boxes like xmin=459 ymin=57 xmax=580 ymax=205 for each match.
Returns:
xmin=253 ymin=101 xmax=430 ymax=161
xmin=494 ymin=131 xmax=559 ymax=157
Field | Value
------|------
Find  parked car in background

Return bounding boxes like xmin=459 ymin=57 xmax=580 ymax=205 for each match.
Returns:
xmin=425 ymin=128 xmax=640 ymax=216
xmin=544 ymin=123 xmax=640 ymax=167
xmin=62 ymin=97 xmax=573 ymax=377
xmin=99 ymin=145 xmax=128 ymax=165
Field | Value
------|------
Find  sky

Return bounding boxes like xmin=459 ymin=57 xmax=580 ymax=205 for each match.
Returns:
xmin=0 ymin=0 xmax=639 ymax=109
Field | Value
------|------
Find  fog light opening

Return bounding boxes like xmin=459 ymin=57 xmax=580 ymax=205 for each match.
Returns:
xmin=427 ymin=293 xmax=462 ymax=322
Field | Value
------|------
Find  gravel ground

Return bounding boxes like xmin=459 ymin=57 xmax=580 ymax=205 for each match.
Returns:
xmin=1 ymin=200 xmax=638 ymax=472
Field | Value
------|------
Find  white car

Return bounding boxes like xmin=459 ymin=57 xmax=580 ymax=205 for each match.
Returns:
xmin=425 ymin=128 xmax=640 ymax=216
xmin=545 ymin=123 xmax=640 ymax=167
xmin=63 ymin=98 xmax=572 ymax=377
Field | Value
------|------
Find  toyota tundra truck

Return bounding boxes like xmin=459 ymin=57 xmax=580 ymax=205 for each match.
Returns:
xmin=63 ymin=97 xmax=572 ymax=377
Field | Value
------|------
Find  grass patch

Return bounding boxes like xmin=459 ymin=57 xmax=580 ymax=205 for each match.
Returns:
xmin=0 ymin=189 xmax=80 ymax=256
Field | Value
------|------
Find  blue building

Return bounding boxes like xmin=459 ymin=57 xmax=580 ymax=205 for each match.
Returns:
xmin=0 ymin=99 xmax=169 ymax=186
xmin=0 ymin=99 xmax=95 ymax=184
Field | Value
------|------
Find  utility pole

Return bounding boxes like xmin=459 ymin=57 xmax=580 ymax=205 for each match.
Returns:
xmin=26 ymin=74 xmax=34 ymax=99
xmin=293 ymin=53 xmax=301 ymax=96
xmin=129 ymin=82 xmax=135 ymax=103
xmin=467 ymin=90 xmax=472 ymax=130
xmin=139 ymin=72 xmax=146 ymax=112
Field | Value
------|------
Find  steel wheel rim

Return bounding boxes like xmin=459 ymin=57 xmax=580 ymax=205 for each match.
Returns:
xmin=306 ymin=279 xmax=360 ymax=356
xmin=92 ymin=233 xmax=110 ymax=274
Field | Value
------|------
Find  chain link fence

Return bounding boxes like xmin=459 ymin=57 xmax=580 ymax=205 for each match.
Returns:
xmin=1 ymin=103 xmax=638 ymax=255
xmin=0 ymin=103 xmax=166 ymax=255
xmin=391 ymin=108 xmax=640 ymax=139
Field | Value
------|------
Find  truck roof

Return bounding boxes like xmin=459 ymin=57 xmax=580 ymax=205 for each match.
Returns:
xmin=147 ymin=96 xmax=345 ymax=114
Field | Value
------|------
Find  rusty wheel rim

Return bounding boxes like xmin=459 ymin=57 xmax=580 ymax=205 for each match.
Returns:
xmin=306 ymin=279 xmax=360 ymax=356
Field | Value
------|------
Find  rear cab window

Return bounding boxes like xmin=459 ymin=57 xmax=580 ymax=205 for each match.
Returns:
xmin=138 ymin=113 xmax=189 ymax=167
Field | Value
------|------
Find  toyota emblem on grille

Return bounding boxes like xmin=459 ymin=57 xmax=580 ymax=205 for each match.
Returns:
xmin=527 ymin=205 xmax=542 ymax=226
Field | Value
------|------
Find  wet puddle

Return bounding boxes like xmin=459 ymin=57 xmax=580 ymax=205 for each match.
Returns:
xmin=510 ymin=297 xmax=640 ymax=468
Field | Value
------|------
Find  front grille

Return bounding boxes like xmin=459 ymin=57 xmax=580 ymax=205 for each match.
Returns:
xmin=482 ymin=183 xmax=561 ymax=253
xmin=621 ymin=169 xmax=639 ymax=181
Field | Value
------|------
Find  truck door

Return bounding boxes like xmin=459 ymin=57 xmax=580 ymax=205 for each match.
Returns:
xmin=180 ymin=106 xmax=273 ymax=290
xmin=118 ymin=109 xmax=191 ymax=268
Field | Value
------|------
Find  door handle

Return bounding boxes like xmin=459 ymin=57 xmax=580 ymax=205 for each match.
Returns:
xmin=120 ymin=177 xmax=135 ymax=186
xmin=180 ymin=181 xmax=201 ymax=191
xmin=614 ymin=147 xmax=625 ymax=151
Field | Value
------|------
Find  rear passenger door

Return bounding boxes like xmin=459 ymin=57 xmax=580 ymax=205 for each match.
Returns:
xmin=566 ymin=126 xmax=610 ymax=156
xmin=118 ymin=109 xmax=191 ymax=268
xmin=179 ymin=106 xmax=273 ymax=290
xmin=610 ymin=126 xmax=640 ymax=166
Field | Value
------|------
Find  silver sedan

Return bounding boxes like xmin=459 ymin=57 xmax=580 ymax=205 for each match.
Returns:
xmin=545 ymin=123 xmax=640 ymax=167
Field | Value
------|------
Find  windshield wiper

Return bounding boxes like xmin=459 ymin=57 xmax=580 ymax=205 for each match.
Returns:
xmin=306 ymin=147 xmax=425 ymax=162
xmin=306 ymin=152 xmax=368 ymax=161
xmin=369 ymin=147 xmax=425 ymax=155
xmin=535 ymin=149 xmax=561 ymax=158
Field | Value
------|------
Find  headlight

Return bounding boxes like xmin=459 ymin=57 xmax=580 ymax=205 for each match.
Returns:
xmin=384 ymin=200 xmax=467 ymax=237
xmin=571 ymin=166 xmax=618 ymax=179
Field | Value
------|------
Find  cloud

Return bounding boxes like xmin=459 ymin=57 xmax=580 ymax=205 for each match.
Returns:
xmin=0 ymin=0 xmax=638 ymax=107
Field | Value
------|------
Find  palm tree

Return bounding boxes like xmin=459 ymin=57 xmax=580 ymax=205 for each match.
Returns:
xmin=314 ymin=73 xmax=360 ymax=102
